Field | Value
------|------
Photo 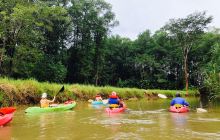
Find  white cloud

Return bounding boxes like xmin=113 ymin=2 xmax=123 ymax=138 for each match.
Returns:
xmin=106 ymin=0 xmax=220 ymax=40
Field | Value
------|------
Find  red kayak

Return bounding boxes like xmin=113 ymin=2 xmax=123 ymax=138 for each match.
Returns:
xmin=169 ymin=106 xmax=189 ymax=113
xmin=0 ymin=113 xmax=13 ymax=126
xmin=0 ymin=107 xmax=16 ymax=115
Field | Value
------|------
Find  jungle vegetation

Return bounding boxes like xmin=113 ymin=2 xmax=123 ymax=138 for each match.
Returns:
xmin=0 ymin=0 xmax=219 ymax=99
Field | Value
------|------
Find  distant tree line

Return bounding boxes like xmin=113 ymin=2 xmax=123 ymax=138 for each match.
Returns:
xmin=0 ymin=0 xmax=219 ymax=97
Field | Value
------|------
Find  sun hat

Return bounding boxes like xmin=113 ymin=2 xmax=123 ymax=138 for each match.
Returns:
xmin=42 ymin=93 xmax=47 ymax=98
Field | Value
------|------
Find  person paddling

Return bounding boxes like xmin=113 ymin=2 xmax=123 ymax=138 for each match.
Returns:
xmin=170 ymin=92 xmax=189 ymax=108
xmin=108 ymin=91 xmax=120 ymax=108
xmin=95 ymin=94 xmax=103 ymax=101
xmin=40 ymin=93 xmax=56 ymax=108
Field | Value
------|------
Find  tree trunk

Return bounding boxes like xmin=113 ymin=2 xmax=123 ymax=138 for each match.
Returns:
xmin=184 ymin=53 xmax=189 ymax=96
xmin=94 ymin=33 xmax=102 ymax=86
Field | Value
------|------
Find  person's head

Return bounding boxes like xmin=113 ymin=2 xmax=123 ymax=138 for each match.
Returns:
xmin=41 ymin=93 xmax=47 ymax=99
xmin=111 ymin=91 xmax=117 ymax=96
xmin=175 ymin=92 xmax=181 ymax=97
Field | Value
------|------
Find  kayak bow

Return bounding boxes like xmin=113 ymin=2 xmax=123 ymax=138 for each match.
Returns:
xmin=0 ymin=113 xmax=13 ymax=126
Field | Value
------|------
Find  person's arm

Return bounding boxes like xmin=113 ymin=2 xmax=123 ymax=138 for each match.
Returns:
xmin=170 ymin=99 xmax=175 ymax=106
xmin=49 ymin=96 xmax=56 ymax=103
xmin=184 ymin=100 xmax=189 ymax=106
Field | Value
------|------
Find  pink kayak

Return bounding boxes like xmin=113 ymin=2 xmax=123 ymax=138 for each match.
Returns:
xmin=105 ymin=107 xmax=126 ymax=113
xmin=169 ymin=106 xmax=189 ymax=113
xmin=105 ymin=103 xmax=126 ymax=113
xmin=0 ymin=113 xmax=13 ymax=126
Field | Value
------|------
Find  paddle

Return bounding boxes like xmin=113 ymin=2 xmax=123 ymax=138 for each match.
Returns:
xmin=88 ymin=99 xmax=93 ymax=103
xmin=55 ymin=85 xmax=65 ymax=97
xmin=196 ymin=108 xmax=207 ymax=113
xmin=158 ymin=94 xmax=167 ymax=99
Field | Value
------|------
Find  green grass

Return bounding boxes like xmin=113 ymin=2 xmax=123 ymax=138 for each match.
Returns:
xmin=0 ymin=77 xmax=199 ymax=106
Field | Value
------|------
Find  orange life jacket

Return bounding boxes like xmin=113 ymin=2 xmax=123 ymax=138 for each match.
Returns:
xmin=109 ymin=95 xmax=118 ymax=99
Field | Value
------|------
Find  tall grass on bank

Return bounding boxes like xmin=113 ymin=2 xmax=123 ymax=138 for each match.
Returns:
xmin=0 ymin=78 xmax=199 ymax=106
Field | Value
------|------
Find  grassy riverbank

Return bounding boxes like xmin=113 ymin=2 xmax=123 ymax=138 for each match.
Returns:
xmin=0 ymin=78 xmax=199 ymax=106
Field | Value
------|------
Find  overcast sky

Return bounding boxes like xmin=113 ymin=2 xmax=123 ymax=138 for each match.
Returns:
xmin=106 ymin=0 xmax=220 ymax=40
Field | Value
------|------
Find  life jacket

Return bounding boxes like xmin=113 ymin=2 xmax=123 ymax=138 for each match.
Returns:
xmin=40 ymin=99 xmax=50 ymax=108
xmin=109 ymin=95 xmax=118 ymax=99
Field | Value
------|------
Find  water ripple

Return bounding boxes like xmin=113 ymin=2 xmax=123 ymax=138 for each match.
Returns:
xmin=107 ymin=132 xmax=144 ymax=140
xmin=86 ymin=118 xmax=155 ymax=125
xmin=190 ymin=117 xmax=220 ymax=122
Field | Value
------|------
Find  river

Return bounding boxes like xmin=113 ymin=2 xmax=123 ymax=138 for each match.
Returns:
xmin=1 ymin=98 xmax=220 ymax=140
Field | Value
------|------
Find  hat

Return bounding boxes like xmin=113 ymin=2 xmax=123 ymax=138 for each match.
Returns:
xmin=111 ymin=91 xmax=117 ymax=96
xmin=42 ymin=93 xmax=47 ymax=98
xmin=175 ymin=92 xmax=181 ymax=97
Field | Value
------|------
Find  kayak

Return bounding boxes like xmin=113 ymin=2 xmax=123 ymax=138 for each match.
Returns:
xmin=0 ymin=107 xmax=16 ymax=115
xmin=105 ymin=106 xmax=126 ymax=113
xmin=91 ymin=101 xmax=104 ymax=105
xmin=91 ymin=99 xmax=108 ymax=105
xmin=25 ymin=102 xmax=76 ymax=113
xmin=169 ymin=106 xmax=189 ymax=113
xmin=0 ymin=113 xmax=13 ymax=126
xmin=105 ymin=103 xmax=126 ymax=113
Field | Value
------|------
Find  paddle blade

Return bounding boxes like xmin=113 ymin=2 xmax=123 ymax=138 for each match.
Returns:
xmin=88 ymin=99 xmax=93 ymax=103
xmin=158 ymin=94 xmax=167 ymax=99
xmin=56 ymin=86 xmax=65 ymax=96
xmin=102 ymin=99 xmax=108 ymax=104
xmin=59 ymin=86 xmax=64 ymax=92
xmin=196 ymin=108 xmax=207 ymax=113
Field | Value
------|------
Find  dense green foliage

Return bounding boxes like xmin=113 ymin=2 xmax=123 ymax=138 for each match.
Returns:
xmin=0 ymin=78 xmax=198 ymax=106
xmin=0 ymin=1 xmax=219 ymax=98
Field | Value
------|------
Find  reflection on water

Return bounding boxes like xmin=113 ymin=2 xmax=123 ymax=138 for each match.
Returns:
xmin=0 ymin=126 xmax=12 ymax=140
xmin=170 ymin=113 xmax=188 ymax=127
xmin=3 ymin=99 xmax=220 ymax=140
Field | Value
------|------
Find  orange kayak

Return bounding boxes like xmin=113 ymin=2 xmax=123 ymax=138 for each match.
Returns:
xmin=0 ymin=107 xmax=16 ymax=115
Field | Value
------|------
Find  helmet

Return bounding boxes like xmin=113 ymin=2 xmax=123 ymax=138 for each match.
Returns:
xmin=42 ymin=93 xmax=47 ymax=98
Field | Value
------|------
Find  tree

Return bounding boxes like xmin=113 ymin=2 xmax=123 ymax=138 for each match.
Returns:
xmin=33 ymin=55 xmax=67 ymax=83
xmin=12 ymin=45 xmax=43 ymax=78
xmin=66 ymin=0 xmax=117 ymax=85
xmin=163 ymin=12 xmax=212 ymax=95
xmin=201 ymin=31 xmax=220 ymax=99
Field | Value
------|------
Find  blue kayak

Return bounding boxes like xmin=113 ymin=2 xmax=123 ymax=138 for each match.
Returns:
xmin=91 ymin=101 xmax=104 ymax=105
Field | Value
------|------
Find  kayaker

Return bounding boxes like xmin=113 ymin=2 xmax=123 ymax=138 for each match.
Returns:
xmin=64 ymin=98 xmax=74 ymax=104
xmin=108 ymin=91 xmax=120 ymax=108
xmin=40 ymin=93 xmax=56 ymax=108
xmin=170 ymin=92 xmax=189 ymax=107
xmin=95 ymin=94 xmax=102 ymax=101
